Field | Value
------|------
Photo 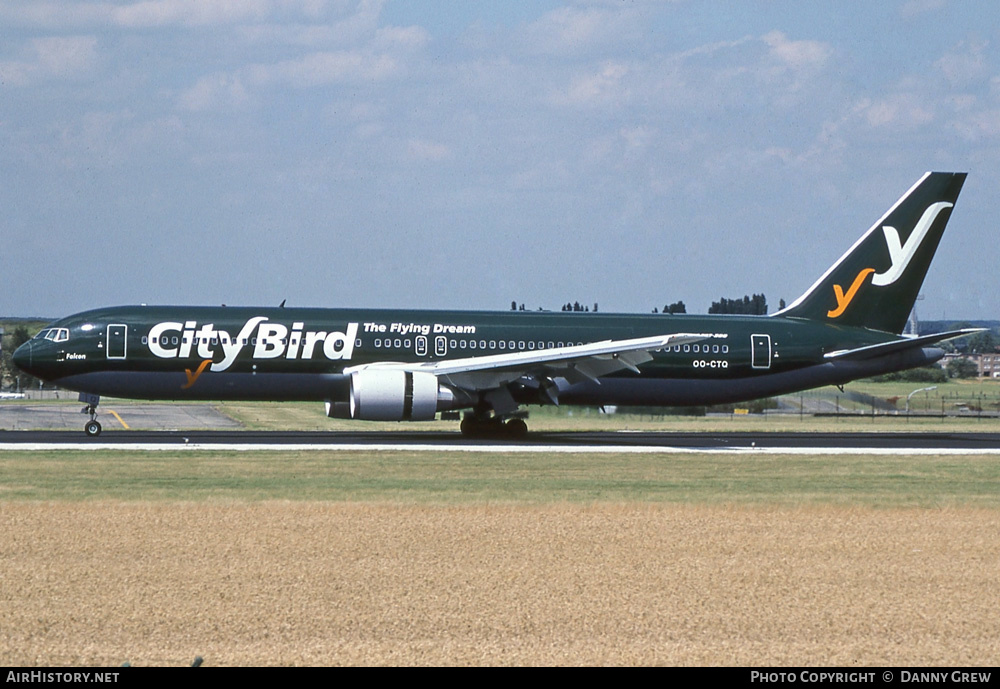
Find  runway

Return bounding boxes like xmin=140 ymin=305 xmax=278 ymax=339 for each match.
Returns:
xmin=3 ymin=429 xmax=1000 ymax=454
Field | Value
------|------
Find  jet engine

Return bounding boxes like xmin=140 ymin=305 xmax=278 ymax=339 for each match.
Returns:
xmin=325 ymin=369 xmax=458 ymax=421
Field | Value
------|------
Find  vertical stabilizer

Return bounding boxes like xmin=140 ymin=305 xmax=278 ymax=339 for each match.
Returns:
xmin=775 ymin=172 xmax=966 ymax=334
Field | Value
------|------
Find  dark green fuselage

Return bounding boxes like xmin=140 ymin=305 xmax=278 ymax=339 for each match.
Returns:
xmin=14 ymin=305 xmax=936 ymax=408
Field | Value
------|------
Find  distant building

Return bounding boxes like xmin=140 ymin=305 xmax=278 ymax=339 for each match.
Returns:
xmin=979 ymin=353 xmax=1000 ymax=379
xmin=939 ymin=351 xmax=1000 ymax=379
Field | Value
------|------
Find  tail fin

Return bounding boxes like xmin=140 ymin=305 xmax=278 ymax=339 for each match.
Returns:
xmin=775 ymin=171 xmax=966 ymax=334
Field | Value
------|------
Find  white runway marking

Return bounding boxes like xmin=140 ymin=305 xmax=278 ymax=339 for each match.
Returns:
xmin=3 ymin=442 xmax=1000 ymax=455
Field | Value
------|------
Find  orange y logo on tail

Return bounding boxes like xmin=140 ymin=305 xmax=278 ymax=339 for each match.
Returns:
xmin=827 ymin=201 xmax=952 ymax=319
xmin=827 ymin=268 xmax=875 ymax=318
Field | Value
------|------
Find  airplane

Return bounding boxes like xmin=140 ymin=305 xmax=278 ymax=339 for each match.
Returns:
xmin=13 ymin=171 xmax=982 ymax=438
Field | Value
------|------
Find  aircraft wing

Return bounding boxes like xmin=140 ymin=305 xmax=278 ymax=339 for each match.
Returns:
xmin=824 ymin=328 xmax=985 ymax=361
xmin=344 ymin=333 xmax=714 ymax=408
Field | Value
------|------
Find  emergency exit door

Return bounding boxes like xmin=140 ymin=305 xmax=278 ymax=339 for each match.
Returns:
xmin=107 ymin=324 xmax=127 ymax=359
xmin=750 ymin=334 xmax=771 ymax=369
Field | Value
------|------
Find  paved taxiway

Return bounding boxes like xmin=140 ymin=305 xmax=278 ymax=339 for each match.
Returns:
xmin=3 ymin=403 xmax=999 ymax=453
xmin=3 ymin=429 xmax=1000 ymax=454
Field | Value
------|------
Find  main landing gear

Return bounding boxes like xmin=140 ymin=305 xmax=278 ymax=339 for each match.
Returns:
xmin=459 ymin=411 xmax=528 ymax=439
xmin=80 ymin=393 xmax=102 ymax=437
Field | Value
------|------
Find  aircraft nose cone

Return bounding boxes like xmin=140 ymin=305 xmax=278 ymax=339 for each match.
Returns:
xmin=12 ymin=341 xmax=33 ymax=374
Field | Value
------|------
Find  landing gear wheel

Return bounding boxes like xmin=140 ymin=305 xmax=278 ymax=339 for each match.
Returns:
xmin=505 ymin=418 xmax=528 ymax=438
xmin=85 ymin=420 xmax=102 ymax=437
xmin=460 ymin=415 xmax=503 ymax=438
xmin=461 ymin=413 xmax=528 ymax=439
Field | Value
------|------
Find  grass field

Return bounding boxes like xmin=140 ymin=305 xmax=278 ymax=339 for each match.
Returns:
xmin=2 ymin=450 xmax=1000 ymax=507
xmin=1 ymin=448 xmax=999 ymax=666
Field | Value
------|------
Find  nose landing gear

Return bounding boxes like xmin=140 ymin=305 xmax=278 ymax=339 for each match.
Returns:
xmin=79 ymin=393 xmax=102 ymax=437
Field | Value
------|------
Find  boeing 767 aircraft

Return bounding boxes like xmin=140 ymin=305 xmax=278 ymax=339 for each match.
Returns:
xmin=13 ymin=172 xmax=981 ymax=437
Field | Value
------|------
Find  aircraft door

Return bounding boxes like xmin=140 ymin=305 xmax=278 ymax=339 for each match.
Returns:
xmin=435 ymin=335 xmax=447 ymax=357
xmin=107 ymin=324 xmax=127 ymax=359
xmin=750 ymin=334 xmax=771 ymax=369
xmin=415 ymin=335 xmax=428 ymax=357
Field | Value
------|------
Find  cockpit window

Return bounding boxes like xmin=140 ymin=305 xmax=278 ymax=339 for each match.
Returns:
xmin=34 ymin=328 xmax=70 ymax=343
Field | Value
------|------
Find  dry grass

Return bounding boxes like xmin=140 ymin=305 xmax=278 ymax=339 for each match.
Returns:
xmin=2 ymin=502 xmax=998 ymax=666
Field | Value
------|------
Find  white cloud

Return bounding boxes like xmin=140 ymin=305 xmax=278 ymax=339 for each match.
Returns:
xmin=247 ymin=50 xmax=399 ymax=88
xmin=935 ymin=40 xmax=990 ymax=87
xmin=407 ymin=138 xmax=450 ymax=162
xmin=519 ymin=4 xmax=643 ymax=56
xmin=0 ymin=36 xmax=98 ymax=86
xmin=112 ymin=0 xmax=273 ymax=27
xmin=861 ymin=93 xmax=936 ymax=129
xmin=762 ymin=31 xmax=831 ymax=71
xmin=373 ymin=25 xmax=430 ymax=51
xmin=899 ymin=0 xmax=946 ymax=19
xmin=0 ymin=0 xmax=382 ymax=29
xmin=948 ymin=109 xmax=1000 ymax=141
xmin=178 ymin=73 xmax=251 ymax=111
xmin=555 ymin=61 xmax=630 ymax=107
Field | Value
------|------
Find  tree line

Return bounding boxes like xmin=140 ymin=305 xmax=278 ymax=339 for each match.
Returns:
xmin=510 ymin=294 xmax=783 ymax=315
xmin=0 ymin=324 xmax=40 ymax=392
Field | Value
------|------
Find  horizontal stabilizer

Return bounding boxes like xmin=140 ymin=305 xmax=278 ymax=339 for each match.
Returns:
xmin=824 ymin=328 xmax=985 ymax=361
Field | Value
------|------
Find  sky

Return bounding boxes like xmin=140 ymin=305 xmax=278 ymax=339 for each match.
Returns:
xmin=1 ymin=0 xmax=998 ymax=322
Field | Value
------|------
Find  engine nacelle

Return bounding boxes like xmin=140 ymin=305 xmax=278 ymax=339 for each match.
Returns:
xmin=326 ymin=370 xmax=455 ymax=421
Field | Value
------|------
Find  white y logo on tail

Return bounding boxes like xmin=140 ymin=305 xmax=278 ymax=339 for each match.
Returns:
xmin=872 ymin=202 xmax=953 ymax=286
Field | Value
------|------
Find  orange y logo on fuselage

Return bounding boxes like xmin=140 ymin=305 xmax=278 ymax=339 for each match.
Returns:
xmin=827 ymin=268 xmax=875 ymax=318
xmin=182 ymin=359 xmax=212 ymax=389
